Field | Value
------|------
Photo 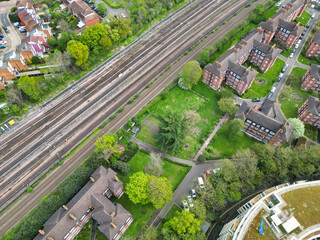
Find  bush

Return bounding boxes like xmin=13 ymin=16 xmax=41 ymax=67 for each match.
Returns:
xmin=132 ymin=116 xmax=141 ymax=128
xmin=178 ymin=78 xmax=189 ymax=90
xmin=119 ymin=142 xmax=139 ymax=162
xmin=198 ymin=155 xmax=206 ymax=163
xmin=112 ymin=161 xmax=130 ymax=175
xmin=31 ymin=56 xmax=41 ymax=64
xmin=26 ymin=187 xmax=33 ymax=192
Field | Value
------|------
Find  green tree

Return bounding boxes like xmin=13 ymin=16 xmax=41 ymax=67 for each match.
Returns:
xmin=144 ymin=152 xmax=162 ymax=177
xmin=57 ymin=31 xmax=71 ymax=51
xmin=111 ymin=18 xmax=132 ymax=41
xmin=81 ymin=23 xmax=113 ymax=52
xmin=157 ymin=111 xmax=188 ymax=154
xmin=138 ymin=225 xmax=158 ymax=240
xmin=190 ymin=199 xmax=207 ymax=222
xmin=112 ymin=161 xmax=130 ymax=175
xmin=97 ymin=2 xmax=107 ymax=15
xmin=227 ymin=119 xmax=244 ymax=138
xmin=47 ymin=38 xmax=57 ymax=48
xmin=148 ymin=175 xmax=173 ymax=209
xmin=67 ymin=40 xmax=89 ymax=67
xmin=17 ymin=75 xmax=42 ymax=101
xmin=5 ymin=86 xmax=24 ymax=107
xmin=181 ymin=61 xmax=202 ymax=89
xmin=126 ymin=172 xmax=150 ymax=205
xmin=94 ymin=134 xmax=120 ymax=160
xmin=163 ymin=211 xmax=203 ymax=239
xmin=288 ymin=118 xmax=305 ymax=138
xmin=218 ymin=97 xmax=238 ymax=115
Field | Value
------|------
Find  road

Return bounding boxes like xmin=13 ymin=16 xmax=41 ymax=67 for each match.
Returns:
xmin=0 ymin=0 xmax=265 ymax=236
xmin=0 ymin=13 xmax=21 ymax=57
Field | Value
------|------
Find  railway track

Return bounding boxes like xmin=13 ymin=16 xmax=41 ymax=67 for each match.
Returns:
xmin=0 ymin=0 xmax=245 ymax=205
xmin=0 ymin=0 xmax=266 ymax=235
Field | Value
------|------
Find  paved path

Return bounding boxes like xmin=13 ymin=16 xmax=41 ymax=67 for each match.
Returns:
xmin=278 ymin=54 xmax=310 ymax=70
xmin=194 ymin=115 xmax=229 ymax=161
xmin=133 ymin=138 xmax=195 ymax=166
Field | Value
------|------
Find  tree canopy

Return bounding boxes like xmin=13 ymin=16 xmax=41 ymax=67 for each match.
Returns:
xmin=17 ymin=75 xmax=42 ymax=102
xmin=126 ymin=172 xmax=150 ymax=205
xmin=97 ymin=2 xmax=107 ymax=15
xmin=148 ymin=175 xmax=173 ymax=209
xmin=181 ymin=61 xmax=202 ymax=89
xmin=66 ymin=40 xmax=89 ymax=67
xmin=288 ymin=118 xmax=305 ymax=138
xmin=218 ymin=97 xmax=238 ymax=115
xmin=94 ymin=134 xmax=120 ymax=160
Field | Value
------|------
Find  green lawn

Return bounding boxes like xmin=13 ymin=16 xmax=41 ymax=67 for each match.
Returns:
xmin=136 ymin=115 xmax=161 ymax=147
xmin=281 ymin=47 xmax=292 ymax=58
xmin=111 ymin=150 xmax=190 ymax=239
xmin=295 ymin=11 xmax=311 ymax=26
xmin=103 ymin=0 xmax=127 ymax=8
xmin=207 ymin=120 xmax=258 ymax=158
xmin=243 ymin=58 xmax=285 ymax=99
xmin=279 ymin=67 xmax=309 ymax=118
xmin=150 ymin=86 xmax=205 ymax=117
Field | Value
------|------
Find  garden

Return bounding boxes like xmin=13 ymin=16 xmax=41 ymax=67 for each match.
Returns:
xmin=295 ymin=10 xmax=311 ymax=27
xmin=136 ymin=82 xmax=221 ymax=160
xmin=243 ymin=58 xmax=285 ymax=99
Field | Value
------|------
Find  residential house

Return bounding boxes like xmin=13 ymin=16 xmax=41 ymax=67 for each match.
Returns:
xmin=306 ymin=32 xmax=320 ymax=57
xmin=3 ymin=51 xmax=27 ymax=72
xmin=21 ymin=35 xmax=47 ymax=54
xmin=0 ymin=60 xmax=16 ymax=82
xmin=301 ymin=64 xmax=320 ymax=92
xmin=16 ymin=41 xmax=45 ymax=61
xmin=202 ymin=29 xmax=281 ymax=94
xmin=235 ymin=100 xmax=294 ymax=145
xmin=258 ymin=0 xmax=307 ymax=46
xmin=297 ymin=96 xmax=320 ymax=128
xmin=61 ymin=0 xmax=100 ymax=28
xmin=34 ymin=167 xmax=131 ymax=240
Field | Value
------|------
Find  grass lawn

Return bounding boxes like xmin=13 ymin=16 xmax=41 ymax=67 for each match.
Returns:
xmin=295 ymin=11 xmax=311 ymax=26
xmin=282 ymin=186 xmax=320 ymax=229
xmin=150 ymin=86 xmax=205 ymax=117
xmin=279 ymin=67 xmax=309 ymax=118
xmin=207 ymin=120 xmax=258 ymax=159
xmin=136 ymin=115 xmax=161 ymax=147
xmin=111 ymin=150 xmax=190 ymax=239
xmin=103 ymin=0 xmax=127 ymax=8
xmin=281 ymin=47 xmax=292 ymax=58
xmin=244 ymin=210 xmax=277 ymax=240
xmin=243 ymin=58 xmax=285 ymax=99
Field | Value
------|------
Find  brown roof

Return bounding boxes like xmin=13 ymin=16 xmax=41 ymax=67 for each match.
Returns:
xmin=227 ymin=61 xmax=258 ymax=84
xmin=309 ymin=64 xmax=320 ymax=79
xmin=68 ymin=0 xmax=99 ymax=23
xmin=34 ymin=167 xmax=131 ymax=240
xmin=307 ymin=96 xmax=320 ymax=116
xmin=312 ymin=32 xmax=320 ymax=45
xmin=278 ymin=19 xmax=304 ymax=36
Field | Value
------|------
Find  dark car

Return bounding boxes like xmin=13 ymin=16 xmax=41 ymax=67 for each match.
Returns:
xmin=101 ymin=13 xmax=107 ymax=18
xmin=306 ymin=23 xmax=310 ymax=28
xmin=252 ymin=98 xmax=261 ymax=102
xmin=0 ymin=34 xmax=4 ymax=38
xmin=292 ymin=48 xmax=296 ymax=53
xmin=90 ymin=4 xmax=95 ymax=9
xmin=0 ymin=45 xmax=6 ymax=49
xmin=88 ymin=0 xmax=93 ymax=4
xmin=267 ymin=92 xmax=273 ymax=99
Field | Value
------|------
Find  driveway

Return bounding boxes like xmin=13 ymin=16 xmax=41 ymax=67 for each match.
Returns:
xmin=0 ymin=1 xmax=17 ymax=14
xmin=0 ymin=13 xmax=22 ymax=57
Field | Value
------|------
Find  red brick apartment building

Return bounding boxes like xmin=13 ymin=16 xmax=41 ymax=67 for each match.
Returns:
xmin=301 ymin=64 xmax=320 ymax=91
xmin=258 ymin=0 xmax=307 ymax=47
xmin=236 ymin=100 xmax=294 ymax=145
xmin=298 ymin=96 xmax=320 ymax=128
xmin=34 ymin=167 xmax=131 ymax=240
xmin=306 ymin=32 xmax=320 ymax=57
xmin=202 ymin=29 xmax=281 ymax=95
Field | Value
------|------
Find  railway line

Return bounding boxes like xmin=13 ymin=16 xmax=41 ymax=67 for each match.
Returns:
xmin=0 ymin=0 xmax=266 ymax=235
xmin=0 ymin=0 xmax=248 ymax=208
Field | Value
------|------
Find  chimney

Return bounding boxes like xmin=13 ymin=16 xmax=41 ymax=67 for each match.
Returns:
xmin=48 ymin=238 xmax=54 ymax=240
xmin=295 ymin=22 xmax=300 ymax=29
xmin=270 ymin=44 xmax=276 ymax=52
xmin=69 ymin=214 xmax=76 ymax=220
xmin=114 ymin=175 xmax=119 ymax=182
xmin=233 ymin=48 xmax=238 ymax=53
xmin=62 ymin=205 xmax=68 ymax=211
xmin=90 ymin=177 xmax=95 ymax=182
xmin=248 ymin=105 xmax=254 ymax=114
xmin=215 ymin=61 xmax=222 ymax=68
xmin=245 ymin=66 xmax=251 ymax=73
xmin=110 ymin=222 xmax=116 ymax=228
xmin=110 ymin=212 xmax=115 ymax=217
xmin=242 ymin=40 xmax=248 ymax=45
xmin=283 ymin=119 xmax=288 ymax=128
xmin=38 ymin=230 xmax=45 ymax=235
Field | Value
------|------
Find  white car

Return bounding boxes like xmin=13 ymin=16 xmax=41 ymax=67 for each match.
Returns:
xmin=198 ymin=177 xmax=204 ymax=189
xmin=290 ymin=52 xmax=294 ymax=58
xmin=213 ymin=167 xmax=221 ymax=174
xmin=297 ymin=39 xmax=302 ymax=45
xmin=187 ymin=196 xmax=194 ymax=208
xmin=183 ymin=200 xmax=189 ymax=211
xmin=191 ymin=189 xmax=196 ymax=198
xmin=295 ymin=44 xmax=299 ymax=49
xmin=311 ymin=13 xmax=316 ymax=19
xmin=0 ymin=41 xmax=7 ymax=45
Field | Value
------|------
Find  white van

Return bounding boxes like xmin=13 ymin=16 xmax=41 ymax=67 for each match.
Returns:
xmin=311 ymin=13 xmax=315 ymax=19
xmin=198 ymin=177 xmax=204 ymax=189
xmin=271 ymin=86 xmax=276 ymax=93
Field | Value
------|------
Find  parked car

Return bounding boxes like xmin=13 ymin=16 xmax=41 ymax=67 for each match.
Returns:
xmin=90 ymin=4 xmax=95 ymax=9
xmin=282 ymin=64 xmax=288 ymax=73
xmin=187 ymin=196 xmax=194 ymax=208
xmin=267 ymin=92 xmax=273 ymax=99
xmin=213 ymin=167 xmax=221 ymax=174
xmin=183 ymin=200 xmax=189 ymax=211
xmin=252 ymin=98 xmax=261 ymax=102
xmin=19 ymin=28 xmax=26 ymax=33
xmin=121 ymin=13 xmax=126 ymax=18
xmin=297 ymin=39 xmax=302 ymax=45
xmin=0 ymin=40 xmax=7 ymax=45
xmin=306 ymin=23 xmax=310 ymax=28
xmin=198 ymin=177 xmax=204 ymax=189
xmin=278 ymin=73 xmax=284 ymax=81
xmin=292 ymin=48 xmax=296 ymax=53
xmin=311 ymin=13 xmax=315 ymax=19
xmin=311 ymin=4 xmax=315 ymax=8
xmin=0 ymin=45 xmax=5 ymax=49
xmin=294 ymin=44 xmax=299 ymax=49
xmin=290 ymin=52 xmax=294 ymax=58
xmin=191 ymin=189 xmax=196 ymax=198
xmin=0 ymin=35 xmax=4 ymax=38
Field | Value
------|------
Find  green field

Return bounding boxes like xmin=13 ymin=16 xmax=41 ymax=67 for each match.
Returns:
xmin=103 ymin=0 xmax=127 ymax=8
xmin=243 ymin=58 xmax=285 ymax=99
xmin=279 ymin=67 xmax=309 ymax=118
xmin=111 ymin=150 xmax=190 ymax=239
xmin=136 ymin=115 xmax=161 ymax=147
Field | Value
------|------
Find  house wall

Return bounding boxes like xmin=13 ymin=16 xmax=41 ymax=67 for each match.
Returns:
xmin=298 ymin=99 xmax=320 ymax=128
xmin=85 ymin=17 xmax=100 ymax=27
xmin=306 ymin=38 xmax=320 ymax=57
xmin=301 ymin=68 xmax=320 ymax=91
xmin=202 ymin=69 xmax=224 ymax=90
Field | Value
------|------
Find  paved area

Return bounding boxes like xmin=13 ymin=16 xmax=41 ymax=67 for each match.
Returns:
xmin=0 ymin=1 xmax=17 ymax=14
xmin=194 ymin=115 xmax=229 ymax=161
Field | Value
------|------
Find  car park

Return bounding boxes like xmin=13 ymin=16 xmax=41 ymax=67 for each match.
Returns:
xmin=183 ymin=200 xmax=189 ymax=211
xmin=198 ymin=177 xmax=204 ymax=189
xmin=191 ymin=189 xmax=196 ymax=198
xmin=252 ymin=98 xmax=261 ymax=102
xmin=187 ymin=196 xmax=194 ymax=208
xmin=290 ymin=52 xmax=294 ymax=58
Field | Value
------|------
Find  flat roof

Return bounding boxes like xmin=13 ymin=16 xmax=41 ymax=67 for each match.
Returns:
xmin=282 ymin=217 xmax=300 ymax=233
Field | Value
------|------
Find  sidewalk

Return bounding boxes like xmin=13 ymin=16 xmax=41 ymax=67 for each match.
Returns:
xmin=194 ymin=115 xmax=229 ymax=161
xmin=132 ymin=138 xmax=195 ymax=166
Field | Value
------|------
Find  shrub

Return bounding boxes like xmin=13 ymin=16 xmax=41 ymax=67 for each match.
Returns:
xmin=178 ymin=78 xmax=189 ymax=90
xmin=31 ymin=56 xmax=41 ymax=64
xmin=112 ymin=161 xmax=130 ymax=175
xmin=198 ymin=155 xmax=206 ymax=163
xmin=26 ymin=187 xmax=33 ymax=192
xmin=119 ymin=142 xmax=139 ymax=162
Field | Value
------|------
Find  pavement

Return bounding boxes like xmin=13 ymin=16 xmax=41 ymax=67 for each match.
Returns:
xmin=0 ymin=13 xmax=22 ymax=57
xmin=0 ymin=1 xmax=16 ymax=14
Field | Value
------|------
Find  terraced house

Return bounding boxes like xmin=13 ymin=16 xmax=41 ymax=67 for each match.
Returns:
xmin=258 ymin=0 xmax=306 ymax=47
xmin=297 ymin=96 xmax=320 ymax=128
xmin=306 ymin=32 xmax=320 ymax=57
xmin=202 ymin=29 xmax=281 ymax=95
xmin=34 ymin=167 xmax=131 ymax=240
xmin=236 ymin=100 xmax=294 ymax=145
xmin=301 ymin=64 xmax=320 ymax=91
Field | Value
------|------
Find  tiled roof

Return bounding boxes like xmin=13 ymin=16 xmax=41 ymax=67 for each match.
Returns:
xmin=205 ymin=63 xmax=224 ymax=77
xmin=3 ymin=51 xmax=20 ymax=61
xmin=227 ymin=61 xmax=258 ymax=83
xmin=278 ymin=19 xmax=304 ymax=36
xmin=309 ymin=64 xmax=320 ymax=79
xmin=312 ymin=32 xmax=320 ymax=44
xmin=307 ymin=96 xmax=320 ymax=116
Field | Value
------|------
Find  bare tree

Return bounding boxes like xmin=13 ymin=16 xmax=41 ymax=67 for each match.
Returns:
xmin=5 ymin=86 xmax=24 ymax=107
xmin=144 ymin=152 xmax=162 ymax=177
xmin=57 ymin=19 xmax=71 ymax=34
